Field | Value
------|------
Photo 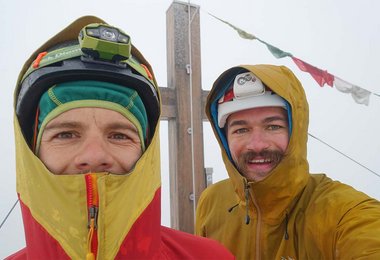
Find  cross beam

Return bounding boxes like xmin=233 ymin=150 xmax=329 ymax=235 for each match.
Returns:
xmin=162 ymin=2 xmax=209 ymax=234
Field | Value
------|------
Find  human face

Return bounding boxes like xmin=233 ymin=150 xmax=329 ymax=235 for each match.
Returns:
xmin=226 ymin=107 xmax=289 ymax=182
xmin=38 ymin=107 xmax=142 ymax=175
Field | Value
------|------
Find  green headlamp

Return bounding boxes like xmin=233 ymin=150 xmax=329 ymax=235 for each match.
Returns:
xmin=79 ymin=23 xmax=131 ymax=62
xmin=16 ymin=20 xmax=160 ymax=146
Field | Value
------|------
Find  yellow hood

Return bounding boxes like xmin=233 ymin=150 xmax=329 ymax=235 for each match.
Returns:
xmin=14 ymin=116 xmax=161 ymax=258
xmin=206 ymin=64 xmax=309 ymax=221
xmin=13 ymin=16 xmax=162 ymax=259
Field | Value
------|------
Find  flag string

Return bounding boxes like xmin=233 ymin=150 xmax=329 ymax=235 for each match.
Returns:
xmin=308 ymin=133 xmax=380 ymax=179
xmin=208 ymin=13 xmax=380 ymax=106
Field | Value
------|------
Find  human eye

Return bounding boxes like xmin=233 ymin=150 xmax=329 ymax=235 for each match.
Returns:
xmin=267 ymin=125 xmax=281 ymax=130
xmin=109 ymin=132 xmax=129 ymax=140
xmin=108 ymin=130 xmax=141 ymax=143
xmin=55 ymin=131 xmax=76 ymax=139
xmin=232 ymin=127 xmax=249 ymax=135
xmin=267 ymin=124 xmax=287 ymax=131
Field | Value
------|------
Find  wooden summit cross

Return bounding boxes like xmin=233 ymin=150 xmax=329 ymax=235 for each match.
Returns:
xmin=160 ymin=2 xmax=210 ymax=234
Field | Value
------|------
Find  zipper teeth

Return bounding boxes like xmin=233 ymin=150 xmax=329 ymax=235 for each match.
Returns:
xmin=91 ymin=175 xmax=99 ymax=207
xmin=85 ymin=175 xmax=93 ymax=207
xmin=251 ymin=191 xmax=261 ymax=260
xmin=85 ymin=174 xmax=99 ymax=260
xmin=244 ymin=179 xmax=261 ymax=260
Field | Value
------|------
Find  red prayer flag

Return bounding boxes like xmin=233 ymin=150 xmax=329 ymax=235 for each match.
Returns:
xmin=291 ymin=57 xmax=334 ymax=87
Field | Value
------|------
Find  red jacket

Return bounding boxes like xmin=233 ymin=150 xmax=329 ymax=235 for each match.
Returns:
xmin=9 ymin=16 xmax=233 ymax=260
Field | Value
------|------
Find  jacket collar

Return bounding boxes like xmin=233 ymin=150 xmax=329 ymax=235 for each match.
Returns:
xmin=14 ymin=115 xmax=162 ymax=259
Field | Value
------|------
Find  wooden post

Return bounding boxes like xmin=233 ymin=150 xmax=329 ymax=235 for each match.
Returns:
xmin=165 ymin=1 xmax=205 ymax=233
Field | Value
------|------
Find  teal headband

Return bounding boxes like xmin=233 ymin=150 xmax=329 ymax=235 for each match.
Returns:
xmin=36 ymin=80 xmax=148 ymax=152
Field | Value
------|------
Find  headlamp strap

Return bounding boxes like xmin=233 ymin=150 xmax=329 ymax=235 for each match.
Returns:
xmin=22 ymin=45 xmax=83 ymax=82
xmin=22 ymin=44 xmax=155 ymax=86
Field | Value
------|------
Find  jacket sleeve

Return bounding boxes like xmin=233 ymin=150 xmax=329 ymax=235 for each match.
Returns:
xmin=5 ymin=248 xmax=27 ymax=260
xmin=334 ymin=198 xmax=380 ymax=259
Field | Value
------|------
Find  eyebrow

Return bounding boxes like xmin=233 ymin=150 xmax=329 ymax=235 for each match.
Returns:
xmin=263 ymin=116 xmax=287 ymax=124
xmin=44 ymin=121 xmax=138 ymax=133
xmin=104 ymin=122 xmax=139 ymax=133
xmin=228 ymin=116 xmax=287 ymax=128
xmin=44 ymin=121 xmax=82 ymax=131
xmin=228 ymin=120 xmax=247 ymax=128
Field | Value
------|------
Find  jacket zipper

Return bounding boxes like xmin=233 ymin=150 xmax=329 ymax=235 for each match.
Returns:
xmin=244 ymin=179 xmax=262 ymax=260
xmin=85 ymin=174 xmax=99 ymax=260
xmin=252 ymin=192 xmax=262 ymax=260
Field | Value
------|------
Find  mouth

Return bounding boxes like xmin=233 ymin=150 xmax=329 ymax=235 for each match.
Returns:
xmin=235 ymin=150 xmax=285 ymax=181
xmin=248 ymin=158 xmax=272 ymax=164
xmin=246 ymin=157 xmax=275 ymax=173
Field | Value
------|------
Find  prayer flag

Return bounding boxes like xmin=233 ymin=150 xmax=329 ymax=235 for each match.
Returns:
xmin=208 ymin=13 xmax=256 ymax=40
xmin=291 ymin=57 xmax=334 ymax=87
xmin=257 ymin=39 xmax=292 ymax=59
xmin=334 ymin=76 xmax=371 ymax=105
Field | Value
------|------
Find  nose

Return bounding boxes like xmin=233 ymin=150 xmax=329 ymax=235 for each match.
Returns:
xmin=74 ymin=137 xmax=113 ymax=173
xmin=245 ymin=129 xmax=270 ymax=152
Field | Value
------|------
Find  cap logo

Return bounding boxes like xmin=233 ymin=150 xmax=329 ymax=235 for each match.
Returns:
xmin=234 ymin=72 xmax=265 ymax=99
xmin=236 ymin=73 xmax=256 ymax=85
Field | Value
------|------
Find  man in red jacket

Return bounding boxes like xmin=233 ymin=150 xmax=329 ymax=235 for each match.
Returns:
xmin=8 ymin=16 xmax=233 ymax=259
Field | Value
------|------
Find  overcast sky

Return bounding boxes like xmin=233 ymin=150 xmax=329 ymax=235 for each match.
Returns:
xmin=1 ymin=0 xmax=379 ymax=257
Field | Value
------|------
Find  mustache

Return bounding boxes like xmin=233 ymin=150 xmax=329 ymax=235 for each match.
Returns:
xmin=241 ymin=149 xmax=284 ymax=164
xmin=234 ymin=149 xmax=286 ymax=180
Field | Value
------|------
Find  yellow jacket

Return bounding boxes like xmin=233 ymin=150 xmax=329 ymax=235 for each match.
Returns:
xmin=196 ymin=64 xmax=380 ymax=259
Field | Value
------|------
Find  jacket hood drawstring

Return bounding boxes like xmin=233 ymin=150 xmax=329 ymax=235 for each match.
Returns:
xmin=226 ymin=180 xmax=251 ymax=225
xmin=284 ymin=212 xmax=289 ymax=240
xmin=227 ymin=188 xmax=291 ymax=239
xmin=244 ymin=181 xmax=251 ymax=225
xmin=226 ymin=179 xmax=291 ymax=236
xmin=228 ymin=203 xmax=239 ymax=213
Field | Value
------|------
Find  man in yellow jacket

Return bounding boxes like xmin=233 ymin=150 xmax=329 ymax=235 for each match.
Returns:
xmin=8 ymin=16 xmax=234 ymax=259
xmin=195 ymin=64 xmax=380 ymax=259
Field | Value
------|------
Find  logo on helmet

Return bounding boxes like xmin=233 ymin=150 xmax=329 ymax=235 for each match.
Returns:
xmin=236 ymin=73 xmax=256 ymax=86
